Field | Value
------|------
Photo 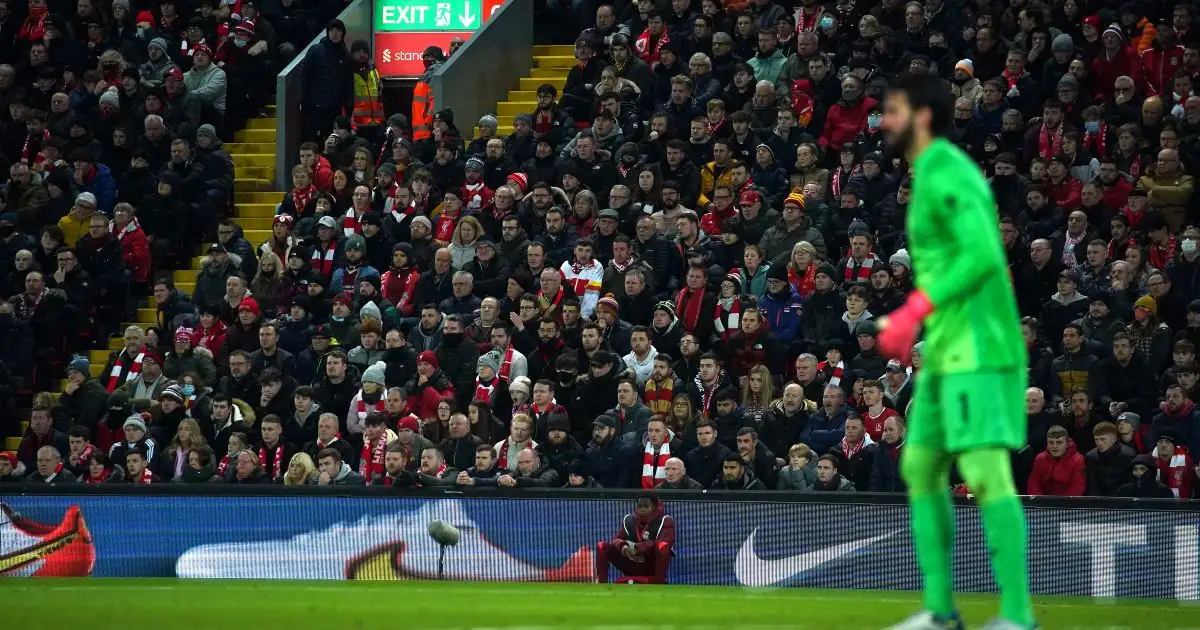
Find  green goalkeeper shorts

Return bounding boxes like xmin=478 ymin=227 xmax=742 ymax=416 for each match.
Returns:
xmin=908 ymin=368 xmax=1026 ymax=453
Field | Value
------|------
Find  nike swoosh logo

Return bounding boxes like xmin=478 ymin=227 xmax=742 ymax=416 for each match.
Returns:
xmin=0 ymin=531 xmax=79 ymax=575
xmin=735 ymin=529 xmax=898 ymax=587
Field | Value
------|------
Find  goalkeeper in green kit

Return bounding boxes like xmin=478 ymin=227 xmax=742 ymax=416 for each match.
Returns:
xmin=876 ymin=73 xmax=1036 ymax=630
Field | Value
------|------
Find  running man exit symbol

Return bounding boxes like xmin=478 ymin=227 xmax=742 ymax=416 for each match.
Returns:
xmin=436 ymin=3 xmax=452 ymax=27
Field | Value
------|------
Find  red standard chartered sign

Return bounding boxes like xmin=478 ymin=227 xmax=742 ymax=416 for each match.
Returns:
xmin=374 ymin=0 xmax=505 ymax=77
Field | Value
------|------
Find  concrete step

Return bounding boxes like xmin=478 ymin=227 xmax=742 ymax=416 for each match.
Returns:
xmin=136 ymin=308 xmax=157 ymax=323
xmin=233 ymin=153 xmax=276 ymax=169
xmin=533 ymin=44 xmax=574 ymax=56
xmin=235 ymin=165 xmax=276 ymax=181
xmin=235 ymin=128 xmax=277 ymax=143
xmin=234 ymin=178 xmax=273 ymax=193
xmin=225 ymin=143 xmax=278 ymax=154
xmin=265 ymin=104 xmax=277 ymax=114
xmin=4 ymin=438 xmax=18 ymax=450
xmin=529 ymin=67 xmax=569 ymax=79
xmin=243 ymin=118 xmax=278 ymax=130
xmin=475 ymin=126 xmax=513 ymax=139
xmin=236 ymin=216 xmax=275 ymax=230
xmin=89 ymin=349 xmax=111 ymax=364
xmin=535 ymin=55 xmax=576 ymax=69
xmin=235 ymin=191 xmax=282 ymax=204
xmin=174 ymin=269 xmax=198 ymax=284
xmin=496 ymin=101 xmax=534 ymax=117
xmin=243 ymin=229 xmax=270 ymax=244
xmin=237 ymin=202 xmax=278 ymax=219
xmin=519 ymin=77 xmax=564 ymax=91
xmin=108 ymin=336 xmax=124 ymax=350
xmin=505 ymin=90 xmax=536 ymax=101
xmin=89 ymin=363 xmax=103 ymax=378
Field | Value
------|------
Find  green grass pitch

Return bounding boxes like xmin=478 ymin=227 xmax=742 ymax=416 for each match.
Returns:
xmin=2 ymin=580 xmax=1196 ymax=629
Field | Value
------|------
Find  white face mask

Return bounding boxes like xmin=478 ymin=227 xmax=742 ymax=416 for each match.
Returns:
xmin=1183 ymin=238 xmax=1197 ymax=254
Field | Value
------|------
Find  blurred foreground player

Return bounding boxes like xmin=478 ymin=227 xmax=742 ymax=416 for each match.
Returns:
xmin=595 ymin=492 xmax=674 ymax=584
xmin=877 ymin=73 xmax=1035 ymax=630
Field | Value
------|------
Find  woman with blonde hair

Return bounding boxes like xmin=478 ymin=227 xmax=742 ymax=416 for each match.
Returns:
xmin=281 ymin=452 xmax=319 ymax=485
xmin=161 ymin=418 xmax=210 ymax=481
xmin=786 ymin=241 xmax=820 ymax=298
xmin=741 ymin=364 xmax=774 ymax=425
xmin=449 ymin=215 xmax=484 ymax=270
xmin=250 ymin=250 xmax=285 ymax=316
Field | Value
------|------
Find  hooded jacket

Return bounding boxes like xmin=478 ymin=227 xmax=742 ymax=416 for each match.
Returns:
xmin=1027 ymin=441 xmax=1087 ymax=496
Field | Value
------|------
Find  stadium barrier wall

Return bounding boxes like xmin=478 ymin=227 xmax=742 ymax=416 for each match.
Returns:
xmin=275 ymin=0 xmax=372 ymax=191
xmin=429 ymin=0 xmax=533 ymax=138
xmin=3 ymin=488 xmax=1197 ymax=599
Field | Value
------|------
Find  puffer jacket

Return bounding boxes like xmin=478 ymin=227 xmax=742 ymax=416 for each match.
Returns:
xmin=1027 ymin=442 xmax=1086 ymax=496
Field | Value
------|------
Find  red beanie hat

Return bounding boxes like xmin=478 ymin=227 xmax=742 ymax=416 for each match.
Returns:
xmin=136 ymin=10 xmax=155 ymax=25
xmin=237 ymin=297 xmax=261 ymax=317
xmin=417 ymin=350 xmax=439 ymax=370
xmin=0 ymin=452 xmax=16 ymax=468
xmin=506 ymin=172 xmax=529 ymax=195
xmin=397 ymin=415 xmax=420 ymax=433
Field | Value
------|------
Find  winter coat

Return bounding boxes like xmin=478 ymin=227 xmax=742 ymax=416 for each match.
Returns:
xmin=776 ymin=462 xmax=817 ymax=491
xmin=869 ymin=439 xmax=906 ymax=492
xmin=1027 ymin=443 xmax=1087 ymax=496
xmin=799 ymin=406 xmax=848 ymax=455
xmin=683 ymin=442 xmax=735 ymax=488
xmin=183 ymin=63 xmax=228 ymax=113
xmin=1085 ymin=443 xmax=1136 ymax=496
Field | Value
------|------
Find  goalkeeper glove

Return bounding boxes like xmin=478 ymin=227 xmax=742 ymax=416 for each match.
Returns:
xmin=876 ymin=290 xmax=933 ymax=363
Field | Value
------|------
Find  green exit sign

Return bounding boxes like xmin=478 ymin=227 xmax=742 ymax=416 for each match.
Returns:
xmin=375 ymin=0 xmax=482 ymax=32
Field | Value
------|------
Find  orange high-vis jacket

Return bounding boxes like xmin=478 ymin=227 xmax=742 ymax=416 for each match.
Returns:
xmin=412 ymin=80 xmax=434 ymax=141
xmin=352 ymin=68 xmax=384 ymax=128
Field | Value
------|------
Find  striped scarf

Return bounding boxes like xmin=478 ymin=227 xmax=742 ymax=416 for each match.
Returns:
xmin=843 ymin=254 xmax=873 ymax=282
xmin=830 ymin=164 xmax=859 ymax=199
xmin=496 ymin=438 xmax=533 ymax=470
xmin=643 ymin=377 xmax=675 ymax=415
xmin=360 ymin=435 xmax=387 ymax=485
xmin=258 ymin=443 xmax=285 ymax=479
xmin=675 ymin=285 xmax=707 ymax=332
xmin=290 ymin=185 xmax=317 ymax=216
xmin=343 ymin=208 xmax=363 ymax=236
xmin=713 ymin=297 xmax=742 ymax=341
xmin=311 ymin=244 xmax=336 ymax=276
xmin=818 ymin=360 xmax=845 ymax=386
xmin=356 ymin=393 xmax=387 ymax=423
xmin=641 ymin=440 xmax=670 ymax=488
xmin=474 ymin=377 xmax=497 ymax=403
xmin=106 ymin=351 xmax=145 ymax=393
xmin=137 ymin=467 xmax=154 ymax=484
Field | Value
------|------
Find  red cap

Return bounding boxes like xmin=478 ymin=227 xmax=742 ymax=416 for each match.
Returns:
xmin=397 ymin=415 xmax=420 ymax=433
xmin=417 ymin=350 xmax=439 ymax=369
xmin=738 ymin=189 xmax=762 ymax=206
xmin=506 ymin=172 xmax=529 ymax=194
xmin=237 ymin=297 xmax=261 ymax=316
xmin=136 ymin=10 xmax=155 ymax=25
xmin=1082 ymin=15 xmax=1101 ymax=29
xmin=142 ymin=349 xmax=163 ymax=365
xmin=192 ymin=43 xmax=213 ymax=58
xmin=233 ymin=20 xmax=256 ymax=36
xmin=332 ymin=293 xmax=351 ymax=305
xmin=165 ymin=67 xmax=183 ymax=81
xmin=273 ymin=214 xmax=294 ymax=227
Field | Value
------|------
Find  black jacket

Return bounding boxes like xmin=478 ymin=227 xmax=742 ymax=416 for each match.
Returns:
xmin=584 ymin=438 xmax=628 ymax=488
xmin=302 ymin=36 xmax=353 ymax=111
xmin=684 ymin=441 xmax=735 ymax=488
xmin=1085 ymin=443 xmax=1136 ymax=497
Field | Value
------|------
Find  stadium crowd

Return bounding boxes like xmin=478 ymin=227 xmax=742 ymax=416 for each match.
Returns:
xmin=2 ymin=0 xmax=1199 ymax=499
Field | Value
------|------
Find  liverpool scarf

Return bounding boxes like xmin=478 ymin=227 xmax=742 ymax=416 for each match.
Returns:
xmin=675 ymin=286 xmax=707 ymax=333
xmin=643 ymin=377 xmax=674 ymax=415
xmin=342 ymin=208 xmax=363 ymax=236
xmin=290 ymin=185 xmax=317 ymax=216
xmin=434 ymin=212 xmax=458 ymax=242
xmin=789 ymin=263 xmax=817 ymax=297
xmin=106 ymin=351 xmax=145 ymax=393
xmin=1037 ymin=123 xmax=1063 ymax=161
xmin=474 ymin=377 xmax=497 ymax=403
xmin=137 ymin=468 xmax=154 ymax=484
xmin=830 ymin=164 xmax=860 ymax=199
xmin=499 ymin=346 xmax=516 ymax=382
xmin=216 ymin=455 xmax=231 ymax=477
xmin=1084 ymin=124 xmax=1108 ymax=159
xmin=843 ymin=254 xmax=873 ymax=283
xmin=311 ymin=244 xmax=336 ymax=276
xmin=713 ymin=297 xmax=742 ymax=342
xmin=69 ymin=443 xmax=95 ymax=469
xmin=258 ymin=443 xmax=285 ymax=479
xmin=360 ymin=436 xmax=387 ymax=485
xmin=819 ymin=360 xmax=845 ymax=386
xmin=356 ymin=393 xmax=387 ymax=423
xmin=497 ymin=439 xmax=532 ymax=470
xmin=839 ymin=435 xmax=867 ymax=459
xmin=641 ymin=440 xmax=670 ymax=488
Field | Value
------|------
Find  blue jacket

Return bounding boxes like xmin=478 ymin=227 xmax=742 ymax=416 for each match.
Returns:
xmin=78 ymin=163 xmax=118 ymax=215
xmin=330 ymin=265 xmax=380 ymax=296
xmin=869 ymin=440 xmax=906 ymax=492
xmin=585 ymin=439 xmax=628 ymax=489
xmin=758 ymin=288 xmax=803 ymax=343
xmin=799 ymin=406 xmax=848 ymax=454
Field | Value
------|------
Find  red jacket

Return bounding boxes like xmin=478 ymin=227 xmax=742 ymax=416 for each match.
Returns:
xmin=1140 ymin=45 xmax=1185 ymax=96
xmin=1048 ymin=176 xmax=1082 ymax=211
xmin=1027 ymin=442 xmax=1086 ymax=496
xmin=380 ymin=266 xmax=420 ymax=316
xmin=313 ymin=156 xmax=334 ymax=193
xmin=1101 ymin=178 xmax=1132 ymax=211
xmin=115 ymin=221 xmax=152 ymax=283
xmin=408 ymin=370 xmax=455 ymax=419
xmin=1092 ymin=47 xmax=1143 ymax=102
xmin=819 ymin=97 xmax=877 ymax=150
xmin=1154 ymin=445 xmax=1195 ymax=499
xmin=611 ymin=502 xmax=675 ymax=558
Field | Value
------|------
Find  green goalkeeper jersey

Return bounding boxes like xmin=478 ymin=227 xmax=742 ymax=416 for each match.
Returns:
xmin=907 ymin=137 xmax=1026 ymax=375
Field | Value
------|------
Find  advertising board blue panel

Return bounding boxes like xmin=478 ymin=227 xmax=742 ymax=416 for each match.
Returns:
xmin=2 ymin=496 xmax=1196 ymax=600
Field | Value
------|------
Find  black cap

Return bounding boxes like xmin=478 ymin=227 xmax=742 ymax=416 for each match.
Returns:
xmin=856 ymin=321 xmax=879 ymax=337
xmin=589 ymin=350 xmax=617 ymax=366
xmin=311 ymin=325 xmax=331 ymax=338
xmin=208 ymin=243 xmax=227 ymax=254
xmin=592 ymin=414 xmax=617 ymax=429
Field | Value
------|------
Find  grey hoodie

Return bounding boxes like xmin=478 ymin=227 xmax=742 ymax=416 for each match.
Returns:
xmin=330 ymin=461 xmax=365 ymax=486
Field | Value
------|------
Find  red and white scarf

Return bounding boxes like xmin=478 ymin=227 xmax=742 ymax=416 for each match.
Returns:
xmin=1084 ymin=123 xmax=1108 ymax=159
xmin=643 ymin=377 xmax=675 ymax=416
xmin=415 ymin=461 xmax=448 ymax=488
xmin=788 ymin=263 xmax=817 ymax=297
xmin=1125 ymin=154 xmax=1141 ymax=179
xmin=216 ymin=455 xmax=231 ymax=477
xmin=1002 ymin=68 xmax=1025 ymax=91
xmin=21 ymin=128 xmax=49 ymax=165
xmin=258 ymin=443 xmax=285 ymax=479
xmin=839 ymin=436 xmax=867 ymax=460
xmin=343 ymin=208 xmax=364 ymax=236
xmin=311 ymin=244 xmax=336 ymax=276
xmin=496 ymin=438 xmax=533 ymax=470
xmin=474 ymin=377 xmax=497 ymax=403
xmin=795 ymin=6 xmax=821 ymax=32
xmin=136 ymin=467 xmax=154 ymax=484
xmin=843 ymin=254 xmax=873 ymax=282
xmin=290 ymin=185 xmax=317 ymax=215
xmin=85 ymin=468 xmax=111 ymax=484
xmin=106 ymin=351 xmax=145 ymax=393
xmin=819 ymin=360 xmax=845 ymax=386
xmin=830 ymin=164 xmax=860 ymax=199
xmin=356 ymin=393 xmax=387 ymax=423
xmin=16 ymin=289 xmax=45 ymax=321
xmin=69 ymin=443 xmax=95 ymax=469
xmin=641 ymin=440 xmax=671 ymax=488
xmin=499 ymin=346 xmax=516 ymax=382
xmin=675 ymin=285 xmax=707 ymax=333
xmin=1037 ymin=124 xmax=1063 ymax=161
xmin=360 ymin=435 xmax=388 ymax=484
xmin=433 ymin=212 xmax=458 ymax=242
xmin=713 ymin=298 xmax=742 ymax=341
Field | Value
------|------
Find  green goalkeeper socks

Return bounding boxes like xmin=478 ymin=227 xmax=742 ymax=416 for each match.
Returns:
xmin=959 ymin=448 xmax=1035 ymax=627
xmin=902 ymin=446 xmax=956 ymax=618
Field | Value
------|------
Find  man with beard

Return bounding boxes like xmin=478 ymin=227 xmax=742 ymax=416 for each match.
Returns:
xmin=453 ymin=443 xmax=502 ymax=486
xmin=534 ymin=415 xmax=583 ymax=480
xmin=311 ymin=350 xmax=360 ymax=427
xmin=530 ymin=83 xmax=574 ymax=152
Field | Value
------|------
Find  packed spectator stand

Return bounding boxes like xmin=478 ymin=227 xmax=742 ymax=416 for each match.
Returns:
xmin=2 ymin=0 xmax=1199 ymax=500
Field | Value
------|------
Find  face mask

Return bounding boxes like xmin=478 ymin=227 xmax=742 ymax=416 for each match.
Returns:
xmin=819 ymin=16 xmax=834 ymax=29
xmin=867 ymin=114 xmax=881 ymax=129
xmin=442 ymin=332 xmax=463 ymax=345
xmin=557 ymin=371 xmax=575 ymax=383
xmin=234 ymin=39 xmax=247 ymax=48
xmin=331 ymin=315 xmax=345 ymax=322
xmin=841 ymin=89 xmax=858 ymax=102
xmin=137 ymin=27 xmax=147 ymax=39
xmin=1084 ymin=121 xmax=1100 ymax=133
xmin=1184 ymin=239 xmax=1198 ymax=254
xmin=182 ymin=384 xmax=195 ymax=396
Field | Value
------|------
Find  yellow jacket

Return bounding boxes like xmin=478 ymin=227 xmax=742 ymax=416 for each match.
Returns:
xmin=352 ymin=68 xmax=384 ymax=128
xmin=58 ymin=211 xmax=91 ymax=245
xmin=698 ymin=160 xmax=734 ymax=207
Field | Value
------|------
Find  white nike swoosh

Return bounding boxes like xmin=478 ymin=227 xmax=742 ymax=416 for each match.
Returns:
xmin=735 ymin=529 xmax=899 ymax=587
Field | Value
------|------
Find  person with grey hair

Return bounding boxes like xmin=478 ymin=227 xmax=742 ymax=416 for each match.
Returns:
xmin=689 ymin=52 xmax=722 ymax=107
xmin=659 ymin=457 xmax=704 ymax=489
xmin=439 ymin=270 xmax=482 ymax=325
xmin=27 ymin=446 xmax=77 ymax=484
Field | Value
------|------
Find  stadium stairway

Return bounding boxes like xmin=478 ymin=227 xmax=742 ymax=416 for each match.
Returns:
xmin=475 ymin=44 xmax=575 ymax=139
xmin=2 ymin=106 xmax=282 ymax=455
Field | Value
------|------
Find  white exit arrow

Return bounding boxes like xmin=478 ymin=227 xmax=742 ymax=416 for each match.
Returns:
xmin=459 ymin=2 xmax=475 ymax=27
